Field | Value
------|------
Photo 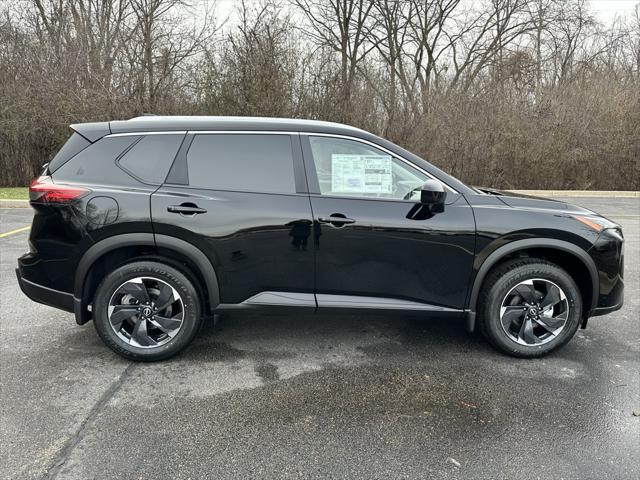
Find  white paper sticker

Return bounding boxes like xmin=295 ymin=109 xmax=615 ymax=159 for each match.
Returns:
xmin=331 ymin=154 xmax=393 ymax=194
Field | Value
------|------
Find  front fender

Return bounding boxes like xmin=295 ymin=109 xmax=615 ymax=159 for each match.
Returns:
xmin=465 ymin=238 xmax=599 ymax=332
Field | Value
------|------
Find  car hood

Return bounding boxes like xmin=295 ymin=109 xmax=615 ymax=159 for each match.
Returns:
xmin=473 ymin=187 xmax=597 ymax=216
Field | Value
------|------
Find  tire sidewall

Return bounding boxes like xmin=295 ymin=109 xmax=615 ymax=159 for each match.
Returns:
xmin=483 ymin=263 xmax=582 ymax=357
xmin=93 ymin=261 xmax=201 ymax=361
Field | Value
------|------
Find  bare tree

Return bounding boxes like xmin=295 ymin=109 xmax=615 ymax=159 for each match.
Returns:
xmin=547 ymin=0 xmax=595 ymax=83
xmin=0 ymin=0 xmax=638 ymax=190
xmin=293 ymin=0 xmax=376 ymax=122
xmin=201 ymin=0 xmax=297 ymax=116
xmin=449 ymin=0 xmax=533 ymax=92
xmin=126 ymin=0 xmax=218 ymax=111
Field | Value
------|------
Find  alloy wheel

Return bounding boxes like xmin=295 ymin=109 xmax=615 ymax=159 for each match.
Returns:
xmin=107 ymin=276 xmax=184 ymax=348
xmin=499 ymin=278 xmax=569 ymax=346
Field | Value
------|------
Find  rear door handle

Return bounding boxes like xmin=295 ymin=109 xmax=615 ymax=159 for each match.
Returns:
xmin=317 ymin=215 xmax=356 ymax=226
xmin=167 ymin=203 xmax=207 ymax=215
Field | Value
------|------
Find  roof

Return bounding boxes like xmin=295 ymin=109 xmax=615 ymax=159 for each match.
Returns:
xmin=108 ymin=116 xmax=370 ymax=137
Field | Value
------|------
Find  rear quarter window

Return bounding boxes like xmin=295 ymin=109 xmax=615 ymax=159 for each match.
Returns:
xmin=53 ymin=136 xmax=141 ymax=186
xmin=48 ymin=133 xmax=91 ymax=173
xmin=117 ymin=134 xmax=184 ymax=184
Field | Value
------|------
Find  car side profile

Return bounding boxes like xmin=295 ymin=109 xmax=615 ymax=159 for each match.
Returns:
xmin=16 ymin=116 xmax=624 ymax=361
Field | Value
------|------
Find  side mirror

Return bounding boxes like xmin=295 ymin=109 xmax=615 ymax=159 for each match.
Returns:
xmin=420 ymin=180 xmax=446 ymax=212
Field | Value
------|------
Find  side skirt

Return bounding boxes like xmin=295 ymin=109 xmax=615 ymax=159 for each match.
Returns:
xmin=215 ymin=292 xmax=465 ymax=318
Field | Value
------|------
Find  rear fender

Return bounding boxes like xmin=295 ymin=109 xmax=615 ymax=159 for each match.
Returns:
xmin=73 ymin=233 xmax=220 ymax=324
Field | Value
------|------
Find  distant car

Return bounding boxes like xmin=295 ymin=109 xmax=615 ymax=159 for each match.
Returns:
xmin=16 ymin=116 xmax=624 ymax=361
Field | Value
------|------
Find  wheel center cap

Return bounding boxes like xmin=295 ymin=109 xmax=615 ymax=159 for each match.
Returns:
xmin=142 ymin=307 xmax=152 ymax=317
xmin=529 ymin=307 xmax=538 ymax=316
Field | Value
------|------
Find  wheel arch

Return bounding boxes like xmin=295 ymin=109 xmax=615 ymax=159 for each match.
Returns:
xmin=74 ymin=233 xmax=220 ymax=324
xmin=465 ymin=238 xmax=599 ymax=332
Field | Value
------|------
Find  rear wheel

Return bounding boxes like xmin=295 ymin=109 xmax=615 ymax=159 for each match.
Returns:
xmin=93 ymin=261 xmax=202 ymax=361
xmin=478 ymin=258 xmax=582 ymax=358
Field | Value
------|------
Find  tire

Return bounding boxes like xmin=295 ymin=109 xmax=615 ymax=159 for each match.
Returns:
xmin=93 ymin=261 xmax=202 ymax=361
xmin=477 ymin=258 xmax=582 ymax=358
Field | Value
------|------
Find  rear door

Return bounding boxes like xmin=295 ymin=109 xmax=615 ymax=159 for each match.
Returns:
xmin=301 ymin=134 xmax=476 ymax=311
xmin=151 ymin=132 xmax=315 ymax=306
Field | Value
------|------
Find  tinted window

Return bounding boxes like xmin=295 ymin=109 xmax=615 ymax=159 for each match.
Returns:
xmin=118 ymin=134 xmax=184 ymax=184
xmin=186 ymin=134 xmax=296 ymax=194
xmin=49 ymin=133 xmax=91 ymax=173
xmin=308 ymin=136 xmax=427 ymax=201
xmin=54 ymin=136 xmax=140 ymax=186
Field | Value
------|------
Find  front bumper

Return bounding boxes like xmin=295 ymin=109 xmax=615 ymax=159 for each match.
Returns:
xmin=588 ymin=227 xmax=624 ymax=316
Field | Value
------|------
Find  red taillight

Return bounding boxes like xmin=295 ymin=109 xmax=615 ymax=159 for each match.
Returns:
xmin=29 ymin=176 xmax=89 ymax=204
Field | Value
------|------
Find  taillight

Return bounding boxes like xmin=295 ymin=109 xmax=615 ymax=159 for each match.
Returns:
xmin=29 ymin=176 xmax=89 ymax=204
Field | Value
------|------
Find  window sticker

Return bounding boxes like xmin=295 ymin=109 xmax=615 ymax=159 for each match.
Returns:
xmin=331 ymin=154 xmax=393 ymax=194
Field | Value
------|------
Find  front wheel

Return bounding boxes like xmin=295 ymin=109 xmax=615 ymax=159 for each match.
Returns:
xmin=93 ymin=261 xmax=202 ymax=361
xmin=478 ymin=259 xmax=583 ymax=358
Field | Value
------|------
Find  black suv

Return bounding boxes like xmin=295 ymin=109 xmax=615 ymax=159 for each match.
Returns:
xmin=16 ymin=116 xmax=624 ymax=361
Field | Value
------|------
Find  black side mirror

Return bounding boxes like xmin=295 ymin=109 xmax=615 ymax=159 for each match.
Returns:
xmin=420 ymin=180 xmax=446 ymax=212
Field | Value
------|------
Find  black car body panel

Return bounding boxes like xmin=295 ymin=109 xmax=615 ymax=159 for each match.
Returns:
xmin=463 ymin=191 xmax=623 ymax=324
xmin=589 ymin=227 xmax=625 ymax=313
xmin=307 ymin=193 xmax=475 ymax=309
xmin=16 ymin=116 xmax=624 ymax=335
xmin=151 ymin=187 xmax=316 ymax=304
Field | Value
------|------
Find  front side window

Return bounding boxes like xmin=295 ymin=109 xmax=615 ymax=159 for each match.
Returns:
xmin=186 ymin=134 xmax=296 ymax=194
xmin=308 ymin=136 xmax=427 ymax=201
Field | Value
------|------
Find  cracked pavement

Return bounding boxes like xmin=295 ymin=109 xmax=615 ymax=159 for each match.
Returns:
xmin=1 ymin=197 xmax=638 ymax=479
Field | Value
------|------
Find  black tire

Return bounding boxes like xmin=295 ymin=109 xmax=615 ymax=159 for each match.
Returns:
xmin=93 ymin=261 xmax=202 ymax=361
xmin=477 ymin=258 xmax=582 ymax=358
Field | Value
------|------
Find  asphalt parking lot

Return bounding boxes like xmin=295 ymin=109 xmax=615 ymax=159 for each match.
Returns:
xmin=1 ymin=197 xmax=638 ymax=480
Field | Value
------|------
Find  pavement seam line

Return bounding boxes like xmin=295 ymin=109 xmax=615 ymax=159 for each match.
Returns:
xmin=41 ymin=363 xmax=138 ymax=480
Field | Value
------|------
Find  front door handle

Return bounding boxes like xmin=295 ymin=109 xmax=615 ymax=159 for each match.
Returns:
xmin=317 ymin=215 xmax=356 ymax=226
xmin=167 ymin=203 xmax=207 ymax=215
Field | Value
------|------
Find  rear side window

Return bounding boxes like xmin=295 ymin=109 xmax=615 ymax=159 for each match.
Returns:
xmin=186 ymin=134 xmax=296 ymax=194
xmin=118 ymin=134 xmax=184 ymax=184
xmin=48 ymin=133 xmax=91 ymax=173
xmin=54 ymin=136 xmax=140 ymax=186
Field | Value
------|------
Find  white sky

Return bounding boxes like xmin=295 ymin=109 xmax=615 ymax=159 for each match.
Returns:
xmin=214 ymin=0 xmax=639 ymax=26
xmin=589 ymin=0 xmax=638 ymax=22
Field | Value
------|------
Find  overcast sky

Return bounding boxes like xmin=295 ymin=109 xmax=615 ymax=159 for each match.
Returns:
xmin=214 ymin=0 xmax=639 ymax=25
xmin=590 ymin=0 xmax=638 ymax=22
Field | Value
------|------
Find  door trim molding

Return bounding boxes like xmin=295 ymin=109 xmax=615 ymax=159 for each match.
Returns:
xmin=216 ymin=291 xmax=462 ymax=314
xmin=316 ymin=294 xmax=461 ymax=312
xmin=244 ymin=291 xmax=317 ymax=307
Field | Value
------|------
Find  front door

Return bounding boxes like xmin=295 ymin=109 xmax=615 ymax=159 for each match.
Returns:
xmin=301 ymin=134 xmax=476 ymax=311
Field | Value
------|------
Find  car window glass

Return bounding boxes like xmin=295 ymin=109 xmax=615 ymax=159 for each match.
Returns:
xmin=54 ymin=136 xmax=141 ymax=186
xmin=186 ymin=134 xmax=296 ymax=194
xmin=308 ymin=136 xmax=427 ymax=201
xmin=118 ymin=134 xmax=183 ymax=184
xmin=49 ymin=133 xmax=91 ymax=173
